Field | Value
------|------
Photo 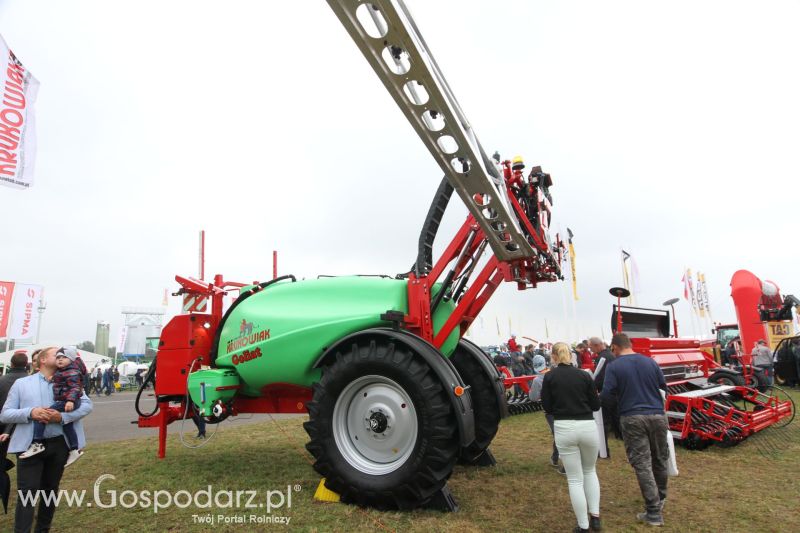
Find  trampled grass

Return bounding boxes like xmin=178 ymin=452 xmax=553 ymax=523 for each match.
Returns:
xmin=1 ymin=389 xmax=797 ymax=532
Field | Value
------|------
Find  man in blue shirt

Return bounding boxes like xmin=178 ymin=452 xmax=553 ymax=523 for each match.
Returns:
xmin=601 ymin=333 xmax=668 ymax=527
xmin=0 ymin=346 xmax=93 ymax=533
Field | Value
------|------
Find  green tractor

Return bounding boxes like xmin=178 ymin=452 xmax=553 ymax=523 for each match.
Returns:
xmin=137 ymin=0 xmax=567 ymax=510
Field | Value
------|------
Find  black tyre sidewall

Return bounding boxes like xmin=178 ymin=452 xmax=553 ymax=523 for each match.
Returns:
xmin=709 ymin=371 xmax=745 ymax=387
xmin=451 ymin=343 xmax=501 ymax=462
xmin=305 ymin=340 xmax=459 ymax=508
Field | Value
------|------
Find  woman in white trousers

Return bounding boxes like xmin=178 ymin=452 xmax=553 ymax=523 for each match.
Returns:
xmin=541 ymin=342 xmax=602 ymax=533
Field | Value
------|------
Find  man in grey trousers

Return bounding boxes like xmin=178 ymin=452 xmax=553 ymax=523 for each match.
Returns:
xmin=601 ymin=333 xmax=668 ymax=527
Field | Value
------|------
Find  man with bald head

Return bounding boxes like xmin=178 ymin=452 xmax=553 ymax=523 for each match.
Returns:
xmin=589 ymin=337 xmax=614 ymax=392
xmin=590 ymin=337 xmax=620 ymax=443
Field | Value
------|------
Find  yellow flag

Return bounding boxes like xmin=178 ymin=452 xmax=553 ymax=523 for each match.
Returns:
xmin=569 ymin=241 xmax=578 ymax=301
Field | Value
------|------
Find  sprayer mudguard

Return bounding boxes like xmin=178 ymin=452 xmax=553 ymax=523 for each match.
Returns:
xmin=313 ymin=327 xmax=476 ymax=447
xmin=456 ymin=338 xmax=509 ymax=419
xmin=215 ymin=276 xmax=459 ymax=396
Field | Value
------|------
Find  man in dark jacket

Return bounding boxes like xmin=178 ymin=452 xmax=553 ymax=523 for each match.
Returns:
xmin=590 ymin=337 xmax=620 ymax=441
xmin=590 ymin=337 xmax=614 ymax=392
xmin=0 ymin=351 xmax=29 ymax=512
xmin=602 ymin=333 xmax=669 ymax=527
xmin=0 ymin=351 xmax=30 ymax=433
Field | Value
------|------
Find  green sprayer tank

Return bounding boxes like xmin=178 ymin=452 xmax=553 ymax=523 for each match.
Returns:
xmin=188 ymin=276 xmax=459 ymax=415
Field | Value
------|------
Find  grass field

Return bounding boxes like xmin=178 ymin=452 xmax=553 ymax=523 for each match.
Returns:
xmin=1 ymin=390 xmax=797 ymax=533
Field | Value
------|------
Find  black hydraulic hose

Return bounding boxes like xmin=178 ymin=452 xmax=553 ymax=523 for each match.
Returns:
xmin=135 ymin=354 xmax=158 ymax=418
xmin=411 ymin=177 xmax=454 ymax=277
xmin=431 ymin=228 xmax=477 ymax=313
xmin=452 ymin=240 xmax=487 ymax=303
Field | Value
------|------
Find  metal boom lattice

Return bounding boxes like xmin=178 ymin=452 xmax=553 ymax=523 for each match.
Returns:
xmin=327 ymin=0 xmax=540 ymax=261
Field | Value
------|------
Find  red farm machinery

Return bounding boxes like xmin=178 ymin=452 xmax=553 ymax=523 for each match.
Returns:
xmin=611 ymin=289 xmax=795 ymax=450
xmin=137 ymin=0 xmax=567 ymax=510
xmin=707 ymin=269 xmax=800 ymax=389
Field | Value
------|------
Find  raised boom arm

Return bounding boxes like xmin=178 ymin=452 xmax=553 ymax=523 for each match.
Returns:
xmin=327 ymin=0 xmax=546 ymax=262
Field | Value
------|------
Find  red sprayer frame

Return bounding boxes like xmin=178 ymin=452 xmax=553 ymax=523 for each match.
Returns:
xmin=140 ymin=170 xmax=563 ymax=457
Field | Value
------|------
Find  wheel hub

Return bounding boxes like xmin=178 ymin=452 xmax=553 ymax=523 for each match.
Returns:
xmin=332 ymin=375 xmax=418 ymax=475
xmin=368 ymin=411 xmax=389 ymax=433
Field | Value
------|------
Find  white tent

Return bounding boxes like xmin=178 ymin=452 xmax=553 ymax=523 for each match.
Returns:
xmin=117 ymin=361 xmax=149 ymax=376
xmin=0 ymin=343 xmax=113 ymax=370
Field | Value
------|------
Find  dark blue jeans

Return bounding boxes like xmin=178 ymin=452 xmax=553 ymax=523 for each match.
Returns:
xmin=32 ymin=399 xmax=80 ymax=451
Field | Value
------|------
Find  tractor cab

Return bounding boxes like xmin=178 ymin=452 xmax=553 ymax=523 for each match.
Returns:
xmin=714 ymin=324 xmax=740 ymax=349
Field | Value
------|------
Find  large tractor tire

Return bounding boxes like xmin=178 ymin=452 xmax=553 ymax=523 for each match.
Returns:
xmin=304 ymin=337 xmax=460 ymax=510
xmin=708 ymin=370 xmax=746 ymax=387
xmin=450 ymin=339 xmax=504 ymax=464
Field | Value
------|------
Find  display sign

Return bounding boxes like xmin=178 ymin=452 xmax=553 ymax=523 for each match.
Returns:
xmin=0 ymin=281 xmax=42 ymax=341
xmin=766 ymin=320 xmax=794 ymax=351
xmin=0 ymin=34 xmax=39 ymax=189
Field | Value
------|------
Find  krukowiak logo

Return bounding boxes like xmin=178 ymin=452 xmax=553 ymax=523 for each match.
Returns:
xmin=226 ymin=320 xmax=271 ymax=354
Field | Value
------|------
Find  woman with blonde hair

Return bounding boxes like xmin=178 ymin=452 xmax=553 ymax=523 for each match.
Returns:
xmin=541 ymin=342 xmax=602 ymax=532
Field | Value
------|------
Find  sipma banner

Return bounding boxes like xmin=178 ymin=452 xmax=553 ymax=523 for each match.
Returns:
xmin=8 ymin=283 xmax=42 ymax=340
xmin=0 ymin=33 xmax=39 ymax=190
xmin=0 ymin=281 xmax=43 ymax=340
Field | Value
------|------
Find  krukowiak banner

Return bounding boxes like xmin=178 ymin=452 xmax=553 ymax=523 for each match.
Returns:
xmin=0 ymin=33 xmax=39 ymax=190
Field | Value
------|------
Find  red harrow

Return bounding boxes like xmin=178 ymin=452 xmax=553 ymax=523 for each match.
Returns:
xmin=621 ymin=306 xmax=795 ymax=450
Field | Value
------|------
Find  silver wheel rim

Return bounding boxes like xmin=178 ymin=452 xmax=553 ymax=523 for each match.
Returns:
xmin=332 ymin=374 xmax=418 ymax=475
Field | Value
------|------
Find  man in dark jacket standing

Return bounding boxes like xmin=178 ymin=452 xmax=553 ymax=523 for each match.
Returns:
xmin=602 ymin=333 xmax=669 ymax=527
xmin=590 ymin=336 xmax=620 ymax=441
xmin=0 ymin=351 xmax=29 ymax=434
xmin=590 ymin=337 xmax=614 ymax=392
xmin=0 ymin=351 xmax=30 ymax=513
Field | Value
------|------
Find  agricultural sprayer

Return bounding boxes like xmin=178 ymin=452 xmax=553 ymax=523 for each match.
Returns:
xmin=137 ymin=0 xmax=566 ymax=510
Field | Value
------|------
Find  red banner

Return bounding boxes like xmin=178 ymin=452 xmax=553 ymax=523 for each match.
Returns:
xmin=0 ymin=281 xmax=15 ymax=337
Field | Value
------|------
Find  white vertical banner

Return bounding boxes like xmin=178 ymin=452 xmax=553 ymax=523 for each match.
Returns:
xmin=8 ymin=283 xmax=42 ymax=340
xmin=0 ymin=34 xmax=39 ymax=189
xmin=117 ymin=326 xmax=128 ymax=356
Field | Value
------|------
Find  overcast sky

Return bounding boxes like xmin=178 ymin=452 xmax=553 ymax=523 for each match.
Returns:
xmin=1 ymin=0 xmax=798 ymax=347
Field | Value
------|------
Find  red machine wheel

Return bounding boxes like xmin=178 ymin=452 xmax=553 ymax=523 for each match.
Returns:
xmin=304 ymin=337 xmax=460 ymax=510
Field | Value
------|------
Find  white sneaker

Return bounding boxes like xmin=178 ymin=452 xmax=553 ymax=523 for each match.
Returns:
xmin=65 ymin=449 xmax=84 ymax=467
xmin=20 ymin=442 xmax=45 ymax=459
